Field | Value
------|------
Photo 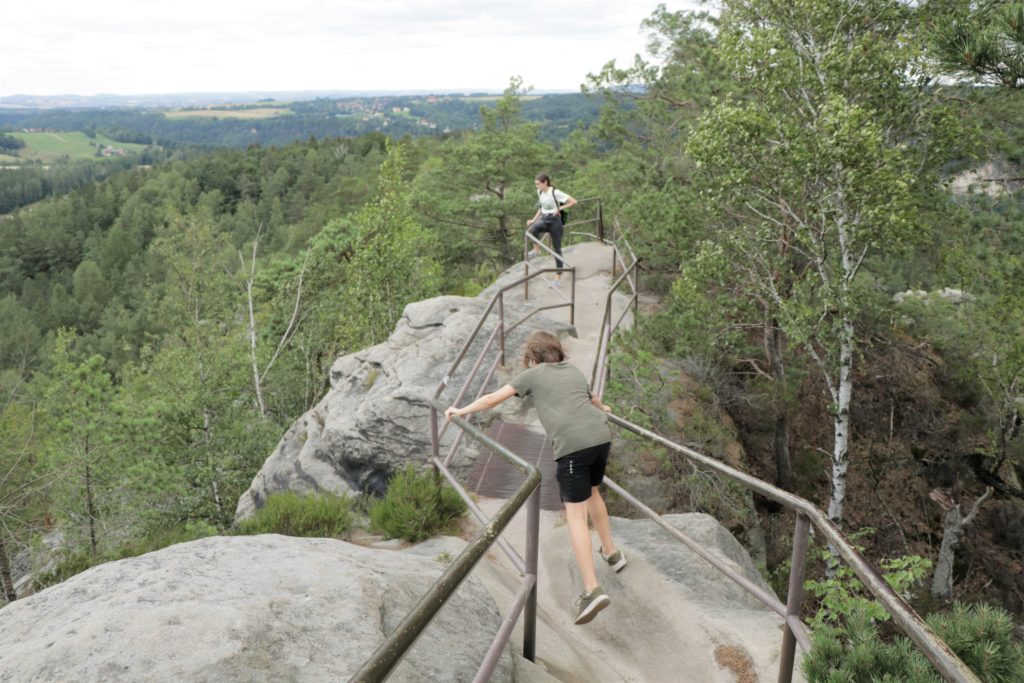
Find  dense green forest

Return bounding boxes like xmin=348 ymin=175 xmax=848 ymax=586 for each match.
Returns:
xmin=2 ymin=1 xmax=1023 ymax=676
xmin=0 ymin=150 xmax=175 ymax=214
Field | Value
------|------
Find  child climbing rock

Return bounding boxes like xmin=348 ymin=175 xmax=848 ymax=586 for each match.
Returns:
xmin=445 ymin=330 xmax=627 ymax=624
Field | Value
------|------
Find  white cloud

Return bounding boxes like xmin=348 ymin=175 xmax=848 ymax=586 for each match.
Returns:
xmin=1 ymin=0 xmax=708 ymax=96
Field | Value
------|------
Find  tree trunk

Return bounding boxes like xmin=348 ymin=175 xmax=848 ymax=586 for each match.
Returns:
xmin=85 ymin=463 xmax=98 ymax=555
xmin=244 ymin=277 xmax=266 ymax=419
xmin=203 ymin=408 xmax=224 ymax=519
xmin=497 ymin=213 xmax=512 ymax=262
xmin=827 ymin=316 xmax=854 ymax=525
xmin=0 ymin=536 xmax=17 ymax=604
xmin=241 ymin=235 xmax=268 ymax=419
xmin=767 ymin=320 xmax=793 ymax=490
xmin=931 ymin=506 xmax=963 ymax=601
xmin=930 ymin=487 xmax=992 ymax=600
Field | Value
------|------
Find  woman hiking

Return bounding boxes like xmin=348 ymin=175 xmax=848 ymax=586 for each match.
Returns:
xmin=445 ymin=330 xmax=626 ymax=625
xmin=526 ymin=173 xmax=576 ymax=287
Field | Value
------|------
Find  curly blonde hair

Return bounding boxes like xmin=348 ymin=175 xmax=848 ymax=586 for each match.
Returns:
xmin=521 ymin=330 xmax=566 ymax=367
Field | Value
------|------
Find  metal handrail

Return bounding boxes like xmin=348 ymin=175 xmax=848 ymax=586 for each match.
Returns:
xmin=584 ymin=221 xmax=979 ymax=682
xmin=585 ymin=220 xmax=640 ymax=397
xmin=351 ymin=399 xmax=541 ymax=683
xmin=433 ymin=267 xmax=576 ymax=404
xmin=355 ymin=206 xmax=978 ymax=680
xmin=600 ymin=415 xmax=980 ymax=683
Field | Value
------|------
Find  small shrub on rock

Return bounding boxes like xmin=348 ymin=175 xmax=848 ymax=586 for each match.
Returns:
xmin=236 ymin=491 xmax=354 ymax=538
xmin=369 ymin=465 xmax=466 ymax=542
xmin=803 ymin=602 xmax=1024 ymax=682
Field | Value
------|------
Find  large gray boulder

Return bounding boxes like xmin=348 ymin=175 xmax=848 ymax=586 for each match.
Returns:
xmin=0 ymin=534 xmax=549 ymax=682
xmin=234 ymin=294 xmax=573 ymax=522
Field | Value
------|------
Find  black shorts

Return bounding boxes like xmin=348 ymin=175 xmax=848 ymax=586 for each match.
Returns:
xmin=555 ymin=442 xmax=610 ymax=504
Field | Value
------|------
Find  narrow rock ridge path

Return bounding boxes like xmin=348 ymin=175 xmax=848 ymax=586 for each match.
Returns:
xmin=462 ymin=241 xmax=798 ymax=682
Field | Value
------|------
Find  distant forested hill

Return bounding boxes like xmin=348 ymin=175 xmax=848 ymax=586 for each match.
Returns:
xmin=0 ymin=93 xmax=604 ymax=148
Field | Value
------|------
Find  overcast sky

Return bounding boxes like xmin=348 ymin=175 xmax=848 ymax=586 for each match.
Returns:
xmin=3 ymin=1 xmax=706 ymax=97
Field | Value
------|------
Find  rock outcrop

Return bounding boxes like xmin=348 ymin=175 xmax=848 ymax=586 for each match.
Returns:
xmin=0 ymin=534 xmax=552 ymax=682
xmin=234 ymin=294 xmax=574 ymax=522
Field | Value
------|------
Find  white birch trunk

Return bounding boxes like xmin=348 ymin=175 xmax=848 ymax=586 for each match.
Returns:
xmin=827 ymin=315 xmax=854 ymax=524
xmin=828 ymin=204 xmax=856 ymax=525
xmin=240 ymin=237 xmax=267 ymax=419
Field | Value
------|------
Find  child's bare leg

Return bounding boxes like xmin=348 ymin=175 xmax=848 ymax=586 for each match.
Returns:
xmin=564 ymin=500 xmax=598 ymax=592
xmin=587 ymin=486 xmax=616 ymax=556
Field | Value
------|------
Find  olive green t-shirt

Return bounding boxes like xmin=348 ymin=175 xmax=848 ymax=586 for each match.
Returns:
xmin=509 ymin=361 xmax=611 ymax=459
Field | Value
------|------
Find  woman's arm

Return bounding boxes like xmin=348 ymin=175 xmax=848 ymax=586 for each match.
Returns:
xmin=445 ymin=384 xmax=517 ymax=420
xmin=590 ymin=394 xmax=611 ymax=413
xmin=526 ymin=209 xmax=541 ymax=227
xmin=560 ymin=193 xmax=577 ymax=211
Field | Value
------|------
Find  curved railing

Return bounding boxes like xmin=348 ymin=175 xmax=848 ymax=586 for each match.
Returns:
xmin=585 ymin=232 xmax=980 ymax=682
xmin=598 ymin=419 xmax=979 ymax=682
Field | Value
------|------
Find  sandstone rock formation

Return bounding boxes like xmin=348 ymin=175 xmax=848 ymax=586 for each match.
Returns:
xmin=0 ymin=513 xmax=793 ymax=682
xmin=234 ymin=294 xmax=573 ymax=522
xmin=0 ymin=534 xmax=552 ymax=682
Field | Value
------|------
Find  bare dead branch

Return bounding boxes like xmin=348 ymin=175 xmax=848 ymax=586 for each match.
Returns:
xmin=962 ymin=487 xmax=994 ymax=526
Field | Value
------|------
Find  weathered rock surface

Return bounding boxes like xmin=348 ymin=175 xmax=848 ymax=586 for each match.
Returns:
xmin=594 ymin=513 xmax=800 ymax=682
xmin=234 ymin=294 xmax=574 ymax=522
xmin=468 ymin=504 xmax=801 ymax=682
xmin=0 ymin=534 xmax=550 ymax=683
xmin=949 ymin=159 xmax=1023 ymax=197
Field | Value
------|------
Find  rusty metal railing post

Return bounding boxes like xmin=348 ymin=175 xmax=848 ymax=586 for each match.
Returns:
xmin=597 ymin=200 xmax=604 ymax=241
xmin=570 ymin=270 xmax=576 ymax=327
xmin=633 ymin=262 xmax=639 ymax=316
xmin=430 ymin=406 xmax=439 ymax=461
xmin=778 ymin=513 xmax=810 ymax=683
xmin=524 ymin=238 xmax=530 ymax=301
xmin=498 ymin=293 xmax=506 ymax=366
xmin=523 ymin=487 xmax=540 ymax=661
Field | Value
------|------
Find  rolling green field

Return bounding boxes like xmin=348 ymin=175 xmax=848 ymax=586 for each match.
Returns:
xmin=7 ymin=131 xmax=151 ymax=163
xmin=458 ymin=95 xmax=542 ymax=102
xmin=165 ymin=107 xmax=291 ymax=120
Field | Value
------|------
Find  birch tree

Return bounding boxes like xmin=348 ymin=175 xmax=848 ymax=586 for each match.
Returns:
xmin=688 ymin=0 xmax=963 ymax=523
xmin=337 ymin=140 xmax=441 ymax=350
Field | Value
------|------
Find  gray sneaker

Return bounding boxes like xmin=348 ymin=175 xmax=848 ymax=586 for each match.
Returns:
xmin=573 ymin=585 xmax=610 ymax=625
xmin=600 ymin=548 xmax=627 ymax=572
